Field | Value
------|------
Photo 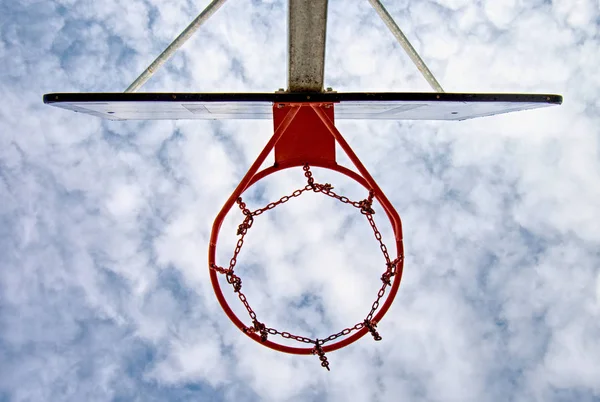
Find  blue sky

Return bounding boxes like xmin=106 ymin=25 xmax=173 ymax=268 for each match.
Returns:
xmin=1 ymin=0 xmax=600 ymax=401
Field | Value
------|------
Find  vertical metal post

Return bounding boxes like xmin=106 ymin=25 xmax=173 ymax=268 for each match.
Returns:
xmin=368 ymin=0 xmax=444 ymax=93
xmin=288 ymin=0 xmax=329 ymax=92
xmin=125 ymin=0 xmax=228 ymax=93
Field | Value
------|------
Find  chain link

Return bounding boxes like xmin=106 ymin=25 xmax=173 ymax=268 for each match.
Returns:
xmin=265 ymin=327 xmax=316 ymax=344
xmin=312 ymin=342 xmax=331 ymax=371
xmin=211 ymin=164 xmax=403 ymax=369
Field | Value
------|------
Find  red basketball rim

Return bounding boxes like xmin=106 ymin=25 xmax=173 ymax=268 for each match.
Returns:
xmin=208 ymin=160 xmax=404 ymax=355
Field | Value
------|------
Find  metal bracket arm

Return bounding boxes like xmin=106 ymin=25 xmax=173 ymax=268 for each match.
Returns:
xmin=125 ymin=0 xmax=228 ymax=93
xmin=367 ymin=0 xmax=444 ymax=92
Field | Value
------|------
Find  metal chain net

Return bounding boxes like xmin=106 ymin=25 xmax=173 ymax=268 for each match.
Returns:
xmin=210 ymin=164 xmax=402 ymax=370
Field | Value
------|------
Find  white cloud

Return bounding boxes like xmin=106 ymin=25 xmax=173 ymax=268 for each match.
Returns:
xmin=1 ymin=0 xmax=599 ymax=401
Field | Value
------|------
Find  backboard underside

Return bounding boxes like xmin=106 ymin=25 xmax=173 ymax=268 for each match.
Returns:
xmin=44 ymin=92 xmax=562 ymax=121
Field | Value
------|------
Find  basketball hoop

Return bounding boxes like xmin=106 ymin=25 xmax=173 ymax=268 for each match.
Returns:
xmin=208 ymin=103 xmax=404 ymax=370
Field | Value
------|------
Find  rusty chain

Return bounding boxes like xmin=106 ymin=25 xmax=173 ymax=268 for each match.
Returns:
xmin=210 ymin=164 xmax=403 ymax=370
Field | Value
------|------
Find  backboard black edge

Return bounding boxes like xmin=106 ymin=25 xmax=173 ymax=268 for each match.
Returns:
xmin=43 ymin=92 xmax=563 ymax=105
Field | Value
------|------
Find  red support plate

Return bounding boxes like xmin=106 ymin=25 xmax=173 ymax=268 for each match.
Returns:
xmin=274 ymin=103 xmax=336 ymax=166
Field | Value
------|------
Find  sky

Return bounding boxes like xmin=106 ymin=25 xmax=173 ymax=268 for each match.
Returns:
xmin=1 ymin=0 xmax=599 ymax=401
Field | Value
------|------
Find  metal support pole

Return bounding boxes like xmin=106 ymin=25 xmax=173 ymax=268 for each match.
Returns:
xmin=288 ymin=0 xmax=328 ymax=92
xmin=125 ymin=0 xmax=228 ymax=93
xmin=367 ymin=0 xmax=444 ymax=93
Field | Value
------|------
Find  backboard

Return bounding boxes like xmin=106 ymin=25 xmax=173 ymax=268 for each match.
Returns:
xmin=43 ymin=92 xmax=562 ymax=121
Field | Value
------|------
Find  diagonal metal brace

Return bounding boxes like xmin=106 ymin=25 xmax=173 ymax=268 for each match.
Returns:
xmin=125 ymin=0 xmax=228 ymax=92
xmin=367 ymin=0 xmax=444 ymax=92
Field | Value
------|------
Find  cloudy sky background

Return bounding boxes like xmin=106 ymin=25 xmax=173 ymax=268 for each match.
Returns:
xmin=1 ymin=0 xmax=600 ymax=401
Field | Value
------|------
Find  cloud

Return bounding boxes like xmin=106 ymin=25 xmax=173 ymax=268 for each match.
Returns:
xmin=1 ymin=0 xmax=599 ymax=401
